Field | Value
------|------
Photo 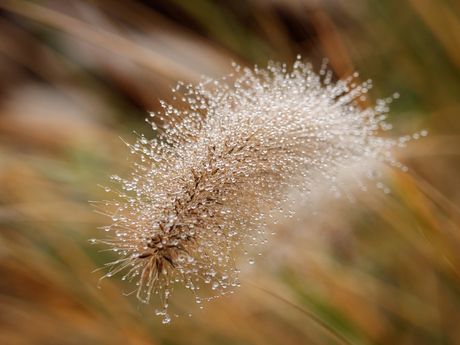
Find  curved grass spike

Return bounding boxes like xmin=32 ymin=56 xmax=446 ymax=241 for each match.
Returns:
xmin=93 ymin=57 xmax=416 ymax=323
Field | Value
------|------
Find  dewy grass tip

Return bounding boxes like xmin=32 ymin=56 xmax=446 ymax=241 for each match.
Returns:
xmin=92 ymin=58 xmax=420 ymax=323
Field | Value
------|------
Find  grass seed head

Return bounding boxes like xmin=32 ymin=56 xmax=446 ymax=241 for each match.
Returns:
xmin=93 ymin=58 xmax=414 ymax=323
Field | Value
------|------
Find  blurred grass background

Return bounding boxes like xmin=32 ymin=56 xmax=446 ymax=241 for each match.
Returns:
xmin=0 ymin=0 xmax=460 ymax=344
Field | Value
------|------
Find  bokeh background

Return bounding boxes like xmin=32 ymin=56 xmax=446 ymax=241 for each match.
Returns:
xmin=1 ymin=0 xmax=460 ymax=344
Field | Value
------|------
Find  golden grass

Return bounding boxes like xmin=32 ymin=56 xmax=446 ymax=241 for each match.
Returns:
xmin=0 ymin=0 xmax=459 ymax=344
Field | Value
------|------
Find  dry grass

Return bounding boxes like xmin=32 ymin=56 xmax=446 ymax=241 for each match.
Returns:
xmin=0 ymin=0 xmax=459 ymax=344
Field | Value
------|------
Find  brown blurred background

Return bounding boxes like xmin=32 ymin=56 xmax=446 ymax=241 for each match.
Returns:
xmin=1 ymin=0 xmax=460 ymax=344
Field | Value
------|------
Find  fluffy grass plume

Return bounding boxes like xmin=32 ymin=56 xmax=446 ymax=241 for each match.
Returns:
xmin=94 ymin=58 xmax=413 ymax=323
